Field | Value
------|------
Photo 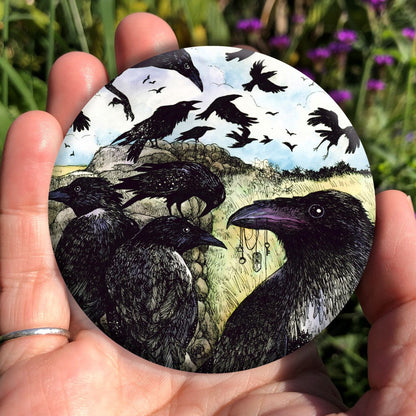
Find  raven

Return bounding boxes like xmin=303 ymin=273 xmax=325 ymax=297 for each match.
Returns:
xmin=72 ymin=110 xmax=90 ymax=132
xmin=114 ymin=161 xmax=226 ymax=218
xmin=49 ymin=177 xmax=140 ymax=323
xmin=133 ymin=49 xmax=203 ymax=92
xmin=105 ymin=82 xmax=135 ymax=121
xmin=196 ymin=94 xmax=258 ymax=129
xmin=174 ymin=126 xmax=215 ymax=144
xmin=225 ymin=48 xmax=255 ymax=62
xmin=112 ymin=100 xmax=200 ymax=163
xmin=105 ymin=216 xmax=226 ymax=369
xmin=282 ymin=141 xmax=297 ymax=151
xmin=104 ymin=49 xmax=203 ymax=121
xmin=261 ymin=135 xmax=272 ymax=144
xmin=199 ymin=190 xmax=374 ymax=373
xmin=227 ymin=126 xmax=257 ymax=148
xmin=307 ymin=107 xmax=361 ymax=159
xmin=242 ymin=61 xmax=288 ymax=93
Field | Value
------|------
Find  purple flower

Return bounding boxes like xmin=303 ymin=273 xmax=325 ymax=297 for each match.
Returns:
xmin=307 ymin=47 xmax=331 ymax=61
xmin=336 ymin=29 xmax=357 ymax=44
xmin=374 ymin=54 xmax=394 ymax=66
xmin=269 ymin=35 xmax=291 ymax=50
xmin=329 ymin=41 xmax=352 ymax=54
xmin=298 ymin=68 xmax=316 ymax=81
xmin=367 ymin=79 xmax=385 ymax=91
xmin=236 ymin=18 xmax=263 ymax=32
xmin=364 ymin=0 xmax=387 ymax=12
xmin=405 ymin=132 xmax=415 ymax=142
xmin=330 ymin=90 xmax=353 ymax=104
xmin=402 ymin=27 xmax=416 ymax=40
xmin=292 ymin=14 xmax=306 ymax=24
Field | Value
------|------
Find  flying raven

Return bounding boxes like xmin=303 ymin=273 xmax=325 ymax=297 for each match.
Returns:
xmin=242 ymin=60 xmax=288 ymax=93
xmin=105 ymin=49 xmax=203 ymax=121
xmin=261 ymin=135 xmax=272 ymax=144
xmin=112 ymin=100 xmax=200 ymax=162
xmin=225 ymin=48 xmax=255 ymax=62
xmin=227 ymin=126 xmax=257 ymax=148
xmin=105 ymin=216 xmax=226 ymax=369
xmin=196 ymin=94 xmax=258 ymax=129
xmin=72 ymin=111 xmax=90 ymax=132
xmin=282 ymin=141 xmax=297 ymax=151
xmin=49 ymin=177 xmax=140 ymax=323
xmin=115 ymin=161 xmax=226 ymax=218
xmin=307 ymin=107 xmax=361 ymax=159
xmin=199 ymin=190 xmax=374 ymax=373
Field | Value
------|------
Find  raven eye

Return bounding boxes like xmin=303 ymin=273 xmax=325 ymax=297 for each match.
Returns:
xmin=183 ymin=226 xmax=191 ymax=233
xmin=184 ymin=63 xmax=190 ymax=69
xmin=74 ymin=185 xmax=81 ymax=192
xmin=308 ymin=204 xmax=325 ymax=218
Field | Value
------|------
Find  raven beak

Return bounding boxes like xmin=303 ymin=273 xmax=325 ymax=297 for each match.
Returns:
xmin=189 ymin=100 xmax=202 ymax=110
xmin=227 ymin=200 xmax=304 ymax=231
xmin=49 ymin=188 xmax=70 ymax=204
xmin=198 ymin=231 xmax=227 ymax=249
xmin=190 ymin=73 xmax=204 ymax=92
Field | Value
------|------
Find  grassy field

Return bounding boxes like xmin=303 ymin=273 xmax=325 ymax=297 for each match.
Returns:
xmin=205 ymin=170 xmax=375 ymax=331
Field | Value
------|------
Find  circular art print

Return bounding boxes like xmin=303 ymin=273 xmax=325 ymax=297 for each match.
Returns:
xmin=48 ymin=46 xmax=375 ymax=373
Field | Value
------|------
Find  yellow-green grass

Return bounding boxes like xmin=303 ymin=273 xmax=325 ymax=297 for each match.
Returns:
xmin=206 ymin=171 xmax=375 ymax=332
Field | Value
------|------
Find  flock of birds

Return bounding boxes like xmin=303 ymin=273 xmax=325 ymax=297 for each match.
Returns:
xmin=50 ymin=48 xmax=373 ymax=372
xmin=69 ymin=48 xmax=360 ymax=162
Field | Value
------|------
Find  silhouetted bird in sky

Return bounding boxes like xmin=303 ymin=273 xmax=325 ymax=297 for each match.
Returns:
xmin=199 ymin=190 xmax=374 ymax=373
xmin=149 ymin=86 xmax=166 ymax=94
xmin=143 ymin=74 xmax=151 ymax=83
xmin=112 ymin=100 xmax=200 ymax=162
xmin=105 ymin=216 xmax=226 ymax=369
xmin=225 ymin=48 xmax=255 ymax=62
xmin=282 ymin=141 xmax=297 ymax=152
xmin=307 ymin=107 xmax=361 ymax=159
xmin=196 ymin=94 xmax=258 ymax=129
xmin=105 ymin=82 xmax=135 ymax=121
xmin=70 ymin=151 xmax=75 ymax=156
xmin=105 ymin=50 xmax=202 ymax=121
xmin=72 ymin=111 xmax=90 ymax=132
xmin=243 ymin=60 xmax=288 ymax=93
xmin=261 ymin=135 xmax=272 ymax=144
xmin=49 ymin=177 xmax=140 ymax=324
xmin=227 ymin=126 xmax=257 ymax=148
xmin=64 ymin=143 xmax=71 ymax=148
xmin=266 ymin=111 xmax=279 ymax=116
xmin=286 ymin=129 xmax=296 ymax=136
xmin=115 ymin=161 xmax=226 ymax=218
xmin=133 ymin=49 xmax=204 ymax=92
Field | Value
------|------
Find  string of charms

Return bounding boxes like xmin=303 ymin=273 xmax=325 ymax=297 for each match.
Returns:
xmin=237 ymin=227 xmax=271 ymax=274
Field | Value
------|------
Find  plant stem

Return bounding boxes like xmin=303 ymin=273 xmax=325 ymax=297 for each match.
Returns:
xmin=46 ymin=0 xmax=57 ymax=79
xmin=2 ymin=0 xmax=10 ymax=108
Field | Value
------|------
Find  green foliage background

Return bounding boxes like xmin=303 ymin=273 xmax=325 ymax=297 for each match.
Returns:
xmin=1 ymin=0 xmax=415 ymax=407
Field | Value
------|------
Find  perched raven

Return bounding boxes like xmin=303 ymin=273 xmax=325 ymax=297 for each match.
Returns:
xmin=196 ymin=94 xmax=258 ymax=129
xmin=104 ymin=49 xmax=203 ymax=121
xmin=115 ymin=161 xmax=226 ymax=218
xmin=112 ymin=100 xmax=200 ymax=162
xmin=225 ymin=48 xmax=255 ymax=62
xmin=243 ymin=61 xmax=288 ymax=93
xmin=105 ymin=216 xmax=226 ymax=369
xmin=227 ymin=126 xmax=257 ymax=148
xmin=72 ymin=110 xmax=90 ymax=132
xmin=133 ymin=49 xmax=203 ymax=92
xmin=199 ymin=190 xmax=374 ymax=373
xmin=307 ymin=107 xmax=361 ymax=159
xmin=174 ymin=126 xmax=215 ymax=144
xmin=49 ymin=177 xmax=140 ymax=323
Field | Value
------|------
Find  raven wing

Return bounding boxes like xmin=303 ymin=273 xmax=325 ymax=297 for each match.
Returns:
xmin=307 ymin=107 xmax=339 ymax=129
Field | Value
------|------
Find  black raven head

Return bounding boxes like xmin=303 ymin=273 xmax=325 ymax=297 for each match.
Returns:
xmin=173 ymin=50 xmax=204 ymax=92
xmin=49 ymin=177 xmax=123 ymax=217
xmin=155 ymin=100 xmax=201 ymax=125
xmin=228 ymin=189 xmax=374 ymax=256
xmin=137 ymin=216 xmax=226 ymax=254
xmin=199 ymin=182 xmax=226 ymax=218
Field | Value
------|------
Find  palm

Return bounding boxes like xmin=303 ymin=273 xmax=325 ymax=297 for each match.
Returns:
xmin=1 ymin=12 xmax=415 ymax=416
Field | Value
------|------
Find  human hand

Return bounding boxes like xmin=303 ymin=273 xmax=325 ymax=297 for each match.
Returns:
xmin=1 ymin=12 xmax=415 ymax=415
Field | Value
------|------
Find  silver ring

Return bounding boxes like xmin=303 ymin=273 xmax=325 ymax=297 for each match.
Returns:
xmin=0 ymin=327 xmax=70 ymax=345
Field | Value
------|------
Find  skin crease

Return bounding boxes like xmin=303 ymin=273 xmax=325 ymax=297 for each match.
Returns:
xmin=0 ymin=12 xmax=415 ymax=416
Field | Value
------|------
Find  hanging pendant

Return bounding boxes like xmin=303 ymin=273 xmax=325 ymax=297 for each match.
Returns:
xmin=253 ymin=251 xmax=262 ymax=272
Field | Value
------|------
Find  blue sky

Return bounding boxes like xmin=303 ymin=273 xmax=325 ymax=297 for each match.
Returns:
xmin=56 ymin=46 xmax=371 ymax=172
